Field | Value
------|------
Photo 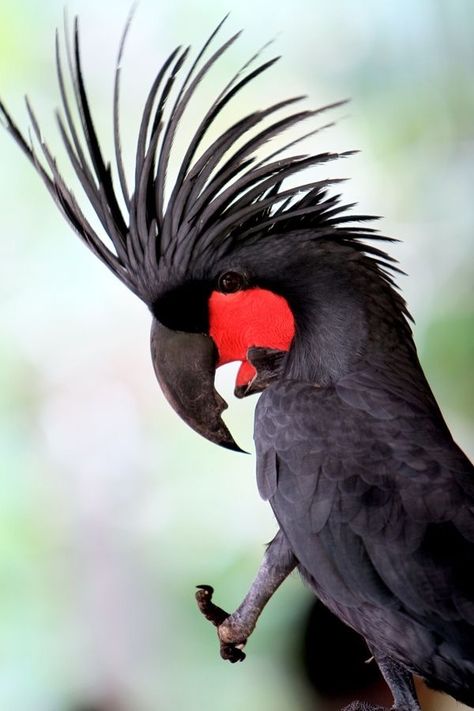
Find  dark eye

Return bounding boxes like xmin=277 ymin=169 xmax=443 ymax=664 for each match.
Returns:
xmin=218 ymin=271 xmax=245 ymax=293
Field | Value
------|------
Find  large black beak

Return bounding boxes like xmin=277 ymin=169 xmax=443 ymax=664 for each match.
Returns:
xmin=150 ymin=319 xmax=243 ymax=452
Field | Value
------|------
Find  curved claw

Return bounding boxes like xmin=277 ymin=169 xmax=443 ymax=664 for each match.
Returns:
xmin=195 ymin=584 xmax=229 ymax=626
xmin=220 ymin=643 xmax=246 ymax=663
xmin=195 ymin=584 xmax=248 ymax=663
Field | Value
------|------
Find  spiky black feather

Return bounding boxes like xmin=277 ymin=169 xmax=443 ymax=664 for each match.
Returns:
xmin=0 ymin=16 xmax=397 ymax=307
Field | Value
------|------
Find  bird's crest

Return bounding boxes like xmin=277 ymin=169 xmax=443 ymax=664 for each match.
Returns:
xmin=0 ymin=14 xmax=400 ymax=305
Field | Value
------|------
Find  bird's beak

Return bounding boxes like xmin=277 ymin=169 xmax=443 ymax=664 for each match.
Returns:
xmin=150 ymin=319 xmax=243 ymax=452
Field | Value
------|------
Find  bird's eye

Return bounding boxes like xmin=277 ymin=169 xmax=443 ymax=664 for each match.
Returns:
xmin=218 ymin=271 xmax=245 ymax=294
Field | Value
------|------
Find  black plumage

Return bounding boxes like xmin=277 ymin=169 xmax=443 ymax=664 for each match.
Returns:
xmin=1 ymin=15 xmax=473 ymax=711
xmin=0 ymin=16 xmax=381 ymax=305
xmin=256 ymin=376 xmax=474 ymax=705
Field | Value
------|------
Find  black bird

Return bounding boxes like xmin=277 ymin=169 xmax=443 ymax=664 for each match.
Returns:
xmin=1 ymin=16 xmax=473 ymax=711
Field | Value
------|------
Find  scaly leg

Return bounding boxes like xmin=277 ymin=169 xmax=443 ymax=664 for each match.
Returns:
xmin=195 ymin=529 xmax=296 ymax=662
xmin=377 ymin=654 xmax=420 ymax=710
xmin=342 ymin=652 xmax=420 ymax=711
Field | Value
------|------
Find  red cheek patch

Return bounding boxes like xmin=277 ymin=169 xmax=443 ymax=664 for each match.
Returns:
xmin=209 ymin=288 xmax=295 ymax=388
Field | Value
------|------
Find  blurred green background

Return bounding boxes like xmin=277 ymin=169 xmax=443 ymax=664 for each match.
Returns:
xmin=0 ymin=1 xmax=473 ymax=710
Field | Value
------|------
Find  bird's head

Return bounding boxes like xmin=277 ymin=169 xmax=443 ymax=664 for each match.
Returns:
xmin=0 ymin=15 xmax=409 ymax=451
xmin=150 ymin=263 xmax=295 ymax=450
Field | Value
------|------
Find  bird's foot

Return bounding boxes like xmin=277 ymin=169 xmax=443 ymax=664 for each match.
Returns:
xmin=195 ymin=585 xmax=247 ymax=663
xmin=195 ymin=533 xmax=296 ymax=664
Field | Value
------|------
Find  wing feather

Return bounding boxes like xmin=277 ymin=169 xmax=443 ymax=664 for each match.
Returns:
xmin=255 ymin=372 xmax=474 ymax=646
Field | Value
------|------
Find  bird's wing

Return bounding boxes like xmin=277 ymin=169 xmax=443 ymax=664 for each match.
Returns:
xmin=254 ymin=371 xmax=474 ymax=643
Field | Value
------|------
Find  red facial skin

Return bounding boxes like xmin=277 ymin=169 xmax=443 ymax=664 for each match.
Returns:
xmin=209 ymin=288 xmax=295 ymax=388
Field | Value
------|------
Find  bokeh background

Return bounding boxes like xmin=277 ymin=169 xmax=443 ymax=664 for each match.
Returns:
xmin=0 ymin=1 xmax=473 ymax=709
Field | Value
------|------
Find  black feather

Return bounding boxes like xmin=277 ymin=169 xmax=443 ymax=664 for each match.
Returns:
xmin=0 ymin=17 xmax=396 ymax=308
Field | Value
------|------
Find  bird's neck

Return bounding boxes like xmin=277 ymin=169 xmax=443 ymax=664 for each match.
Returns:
xmin=282 ymin=257 xmax=417 ymax=387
